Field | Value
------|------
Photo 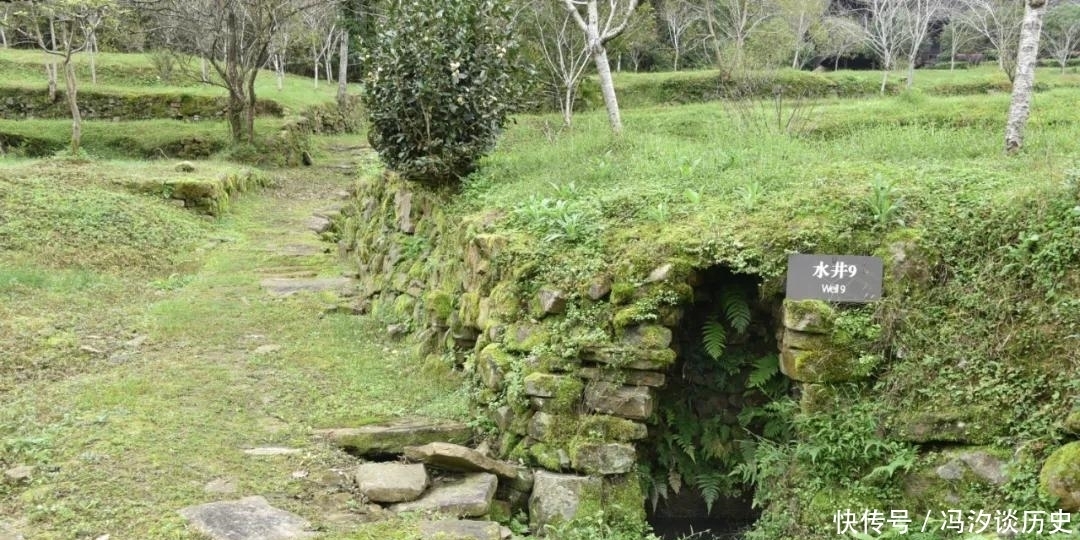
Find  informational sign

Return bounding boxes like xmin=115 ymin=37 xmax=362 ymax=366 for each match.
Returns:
xmin=785 ymin=254 xmax=883 ymax=303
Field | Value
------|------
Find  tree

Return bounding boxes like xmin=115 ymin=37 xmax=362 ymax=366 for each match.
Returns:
xmin=1005 ymin=0 xmax=1047 ymax=153
xmin=559 ymin=0 xmax=640 ymax=135
xmin=957 ymin=0 xmax=1026 ymax=80
xmin=658 ymin=0 xmax=701 ymax=70
xmin=607 ymin=2 xmax=658 ymax=72
xmin=299 ymin=0 xmax=338 ymax=88
xmin=13 ymin=0 xmax=115 ymax=155
xmin=900 ymin=0 xmax=945 ymax=88
xmin=1042 ymin=1 xmax=1080 ymax=73
xmin=940 ymin=9 xmax=979 ymax=70
xmin=148 ymin=0 xmax=321 ymax=143
xmin=361 ymin=0 xmax=528 ymax=183
xmin=818 ymin=13 xmax=868 ymax=69
xmin=711 ymin=0 xmax=775 ymax=71
xmin=776 ymin=0 xmax=828 ymax=69
xmin=529 ymin=0 xmax=592 ymax=126
xmin=858 ymin=0 xmax=908 ymax=93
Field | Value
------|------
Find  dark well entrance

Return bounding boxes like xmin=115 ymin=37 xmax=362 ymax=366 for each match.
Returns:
xmin=640 ymin=267 xmax=789 ymax=539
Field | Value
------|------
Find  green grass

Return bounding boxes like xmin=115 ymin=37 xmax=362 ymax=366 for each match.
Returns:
xmin=0 ymin=49 xmax=360 ymax=112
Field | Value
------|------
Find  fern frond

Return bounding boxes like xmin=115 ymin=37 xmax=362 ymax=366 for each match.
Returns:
xmin=702 ymin=317 xmax=727 ymax=360
xmin=694 ymin=472 xmax=726 ymax=514
xmin=721 ymin=288 xmax=752 ymax=334
xmin=667 ymin=468 xmax=683 ymax=494
xmin=747 ymin=354 xmax=780 ymax=389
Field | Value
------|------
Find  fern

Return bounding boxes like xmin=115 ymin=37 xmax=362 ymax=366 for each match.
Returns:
xmin=747 ymin=354 xmax=780 ymax=389
xmin=720 ymin=287 xmax=752 ymax=333
xmin=702 ymin=316 xmax=727 ymax=360
xmin=694 ymin=472 xmax=727 ymax=514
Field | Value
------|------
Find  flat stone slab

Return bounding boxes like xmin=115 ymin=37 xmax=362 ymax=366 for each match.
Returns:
xmin=391 ymin=473 xmax=497 ymax=518
xmin=178 ymin=496 xmax=316 ymax=540
xmin=404 ymin=442 xmax=518 ymax=479
xmin=243 ymin=447 xmax=302 ymax=456
xmin=261 ymin=277 xmax=354 ymax=297
xmin=315 ymin=418 xmax=472 ymax=457
xmin=529 ymin=471 xmax=601 ymax=532
xmin=306 ymin=216 xmax=332 ymax=233
xmin=354 ymin=463 xmax=428 ymax=503
xmin=419 ymin=520 xmax=501 ymax=540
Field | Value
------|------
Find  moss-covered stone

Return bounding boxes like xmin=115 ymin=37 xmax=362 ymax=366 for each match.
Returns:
xmin=1040 ymin=441 xmax=1080 ymax=512
xmin=782 ymin=329 xmax=830 ymax=351
xmin=458 ymin=291 xmax=482 ymax=329
xmin=779 ymin=347 xmax=875 ymax=383
xmin=799 ymin=383 xmax=841 ymax=414
xmin=782 ymin=299 xmax=836 ymax=334
xmin=424 ymin=290 xmax=454 ymax=324
xmin=487 ymin=281 xmax=520 ymax=321
xmin=570 ymin=442 xmax=636 ymax=475
xmin=529 ymin=443 xmax=570 ymax=470
xmin=582 ymin=345 xmax=676 ymax=371
xmin=893 ymin=408 xmax=1002 ymax=445
xmin=530 ymin=288 xmax=567 ymax=318
xmin=392 ymin=294 xmax=417 ymax=319
xmin=523 ymin=373 xmax=584 ymax=411
xmin=618 ymin=324 xmax=673 ymax=349
xmin=612 ymin=305 xmax=653 ymax=329
xmin=503 ymin=324 xmax=551 ymax=353
xmin=476 ymin=344 xmax=514 ymax=390
xmin=1062 ymin=409 xmax=1080 ymax=435
xmin=610 ymin=282 xmax=636 ymax=306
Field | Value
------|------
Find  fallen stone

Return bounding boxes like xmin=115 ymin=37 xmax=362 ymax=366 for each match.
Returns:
xmin=178 ymin=496 xmax=316 ymax=540
xmin=315 ymin=418 xmax=472 ymax=457
xmin=243 ymin=447 xmax=302 ymax=456
xmin=204 ymin=478 xmax=238 ymax=495
xmin=391 ymin=473 xmax=498 ymax=518
xmin=529 ymin=471 xmax=601 ymax=532
xmin=645 ymin=263 xmax=673 ymax=283
xmin=404 ymin=442 xmax=518 ymax=480
xmin=3 ymin=466 xmax=33 ymax=484
xmin=571 ymin=443 xmax=636 ymax=475
xmin=419 ymin=520 xmax=501 ymax=540
xmin=533 ymin=289 xmax=566 ymax=318
xmin=586 ymin=277 xmax=612 ymax=301
xmin=175 ymin=161 xmax=196 ymax=172
xmin=354 ymin=463 xmax=428 ymax=503
xmin=584 ymin=382 xmax=654 ymax=421
xmin=261 ymin=277 xmax=354 ymax=297
xmin=306 ymin=216 xmax=332 ymax=233
xmin=957 ymin=451 xmax=1007 ymax=485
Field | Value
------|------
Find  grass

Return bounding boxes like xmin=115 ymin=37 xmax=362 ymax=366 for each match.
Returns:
xmin=0 ymin=49 xmax=360 ymax=112
xmin=0 ymin=149 xmax=468 ymax=539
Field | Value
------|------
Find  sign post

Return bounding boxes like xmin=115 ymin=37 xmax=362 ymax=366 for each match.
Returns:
xmin=785 ymin=254 xmax=883 ymax=303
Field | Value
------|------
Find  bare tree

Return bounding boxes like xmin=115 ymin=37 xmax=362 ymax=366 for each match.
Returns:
xmin=299 ymin=1 xmax=337 ymax=88
xmin=146 ymin=0 xmax=322 ymax=143
xmin=858 ymin=0 xmax=909 ymax=93
xmin=1 ymin=4 xmax=12 ymax=48
xmin=13 ymin=1 xmax=114 ymax=155
xmin=1043 ymin=1 xmax=1080 ymax=72
xmin=900 ymin=0 xmax=946 ymax=88
xmin=1005 ymin=0 xmax=1047 ymax=153
xmin=336 ymin=26 xmax=348 ymax=106
xmin=712 ymin=0 xmax=775 ymax=71
xmin=940 ymin=9 xmax=979 ymax=70
xmin=658 ymin=0 xmax=701 ymax=70
xmin=818 ymin=14 xmax=868 ymax=70
xmin=957 ymin=0 xmax=1026 ymax=80
xmin=776 ymin=0 xmax=828 ymax=69
xmin=559 ymin=0 xmax=640 ymax=135
xmin=533 ymin=1 xmax=591 ymax=127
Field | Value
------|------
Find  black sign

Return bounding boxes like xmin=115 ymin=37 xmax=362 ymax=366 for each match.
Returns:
xmin=785 ymin=254 xmax=883 ymax=303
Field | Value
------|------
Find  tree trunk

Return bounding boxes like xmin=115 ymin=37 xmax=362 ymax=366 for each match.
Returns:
xmin=89 ymin=35 xmax=97 ymax=85
xmin=314 ymin=57 xmax=320 ymax=88
xmin=880 ymin=68 xmax=889 ymax=94
xmin=906 ymin=59 xmax=915 ymax=89
xmin=704 ymin=5 xmax=722 ymax=67
xmin=63 ymin=60 xmax=81 ymax=155
xmin=793 ymin=48 xmax=801 ymax=70
xmin=275 ymin=55 xmax=284 ymax=90
xmin=46 ymin=63 xmax=58 ymax=101
xmin=562 ymin=83 xmax=574 ymax=127
xmin=1005 ymin=0 xmax=1047 ymax=154
xmin=592 ymin=43 xmax=622 ymax=135
xmin=226 ymin=10 xmax=244 ymax=142
xmin=336 ymin=29 xmax=349 ymax=108
xmin=246 ymin=70 xmax=258 ymax=144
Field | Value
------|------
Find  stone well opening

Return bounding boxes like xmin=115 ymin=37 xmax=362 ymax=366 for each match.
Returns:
xmin=641 ymin=266 xmax=789 ymax=539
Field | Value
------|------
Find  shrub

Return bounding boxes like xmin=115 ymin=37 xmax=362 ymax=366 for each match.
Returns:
xmin=360 ymin=0 xmax=529 ymax=185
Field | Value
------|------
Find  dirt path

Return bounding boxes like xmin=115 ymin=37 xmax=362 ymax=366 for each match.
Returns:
xmin=0 ymin=143 xmax=467 ymax=539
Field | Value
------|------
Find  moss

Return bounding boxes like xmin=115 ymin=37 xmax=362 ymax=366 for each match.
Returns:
xmin=476 ymin=344 xmax=514 ymax=390
xmin=458 ymin=290 xmax=481 ymax=328
xmin=393 ymin=294 xmax=417 ymax=319
xmin=612 ymin=305 xmax=654 ymax=329
xmin=523 ymin=373 xmax=584 ymax=412
xmin=424 ymin=290 xmax=455 ymax=323
xmin=529 ymin=443 xmax=566 ymax=470
xmin=1062 ymin=409 xmax=1080 ymax=435
xmin=569 ymin=475 xmax=649 ymax=537
xmin=780 ymin=347 xmax=875 ymax=383
xmin=610 ymin=282 xmax=636 ymax=305
xmin=892 ymin=407 xmax=1002 ymax=445
xmin=487 ymin=281 xmax=520 ymax=321
xmin=782 ymin=299 xmax=836 ymax=334
xmin=618 ymin=324 xmax=672 ymax=349
xmin=1040 ymin=441 xmax=1080 ymax=511
xmin=503 ymin=324 xmax=551 ymax=353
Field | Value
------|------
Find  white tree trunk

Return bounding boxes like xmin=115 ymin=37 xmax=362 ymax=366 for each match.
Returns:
xmin=1005 ymin=0 xmax=1047 ymax=153
xmin=592 ymin=40 xmax=622 ymax=134
xmin=89 ymin=35 xmax=97 ymax=85
xmin=879 ymin=67 xmax=889 ymax=94
xmin=336 ymin=29 xmax=349 ymax=108
xmin=201 ymin=57 xmax=210 ymax=82
xmin=46 ymin=63 xmax=58 ymax=101
xmin=563 ymin=84 xmax=575 ymax=127
xmin=64 ymin=60 xmax=82 ymax=155
xmin=906 ymin=59 xmax=915 ymax=89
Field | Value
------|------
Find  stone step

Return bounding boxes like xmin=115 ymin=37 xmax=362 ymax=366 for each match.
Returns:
xmin=419 ymin=520 xmax=507 ymax=540
xmin=390 ymin=473 xmax=497 ymax=518
xmin=178 ymin=496 xmax=316 ymax=540
xmin=260 ymin=277 xmax=355 ymax=297
xmin=314 ymin=417 xmax=472 ymax=457
xmin=403 ymin=442 xmax=519 ymax=480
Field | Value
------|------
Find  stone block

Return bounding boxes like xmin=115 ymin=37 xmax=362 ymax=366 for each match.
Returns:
xmin=529 ymin=471 xmax=601 ymax=533
xmin=571 ymin=443 xmax=636 ymax=475
xmin=354 ymin=463 xmax=428 ymax=503
xmin=391 ymin=473 xmax=498 ymax=518
xmin=584 ymin=382 xmax=654 ymax=421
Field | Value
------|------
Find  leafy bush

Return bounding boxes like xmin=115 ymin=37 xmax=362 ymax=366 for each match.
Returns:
xmin=360 ymin=0 xmax=529 ymax=185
